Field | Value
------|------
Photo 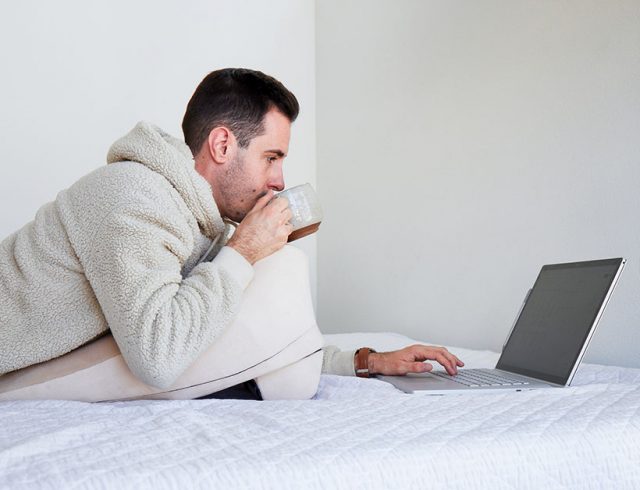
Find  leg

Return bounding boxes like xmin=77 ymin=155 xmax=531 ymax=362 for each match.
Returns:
xmin=255 ymin=350 xmax=323 ymax=400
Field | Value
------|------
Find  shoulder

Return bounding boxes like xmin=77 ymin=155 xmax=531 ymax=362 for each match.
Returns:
xmin=68 ymin=162 xmax=192 ymax=221
xmin=79 ymin=162 xmax=176 ymax=199
xmin=63 ymin=163 xmax=197 ymax=256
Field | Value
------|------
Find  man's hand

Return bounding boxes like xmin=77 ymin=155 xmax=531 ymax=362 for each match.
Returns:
xmin=368 ymin=345 xmax=464 ymax=376
xmin=226 ymin=191 xmax=293 ymax=264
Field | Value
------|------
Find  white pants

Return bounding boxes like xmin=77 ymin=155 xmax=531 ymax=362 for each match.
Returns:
xmin=0 ymin=246 xmax=323 ymax=402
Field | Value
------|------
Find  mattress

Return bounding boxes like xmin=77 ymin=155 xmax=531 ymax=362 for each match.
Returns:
xmin=1 ymin=332 xmax=639 ymax=489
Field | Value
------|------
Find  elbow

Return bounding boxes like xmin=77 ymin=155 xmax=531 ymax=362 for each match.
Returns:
xmin=115 ymin=291 xmax=208 ymax=391
xmin=129 ymin=360 xmax=181 ymax=390
xmin=117 ymin=318 xmax=190 ymax=390
xmin=122 ymin=345 xmax=185 ymax=390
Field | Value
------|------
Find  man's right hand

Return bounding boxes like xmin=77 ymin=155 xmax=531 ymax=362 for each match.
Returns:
xmin=226 ymin=190 xmax=293 ymax=265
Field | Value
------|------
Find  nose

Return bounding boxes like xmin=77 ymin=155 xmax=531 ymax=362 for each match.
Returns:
xmin=268 ymin=161 xmax=285 ymax=192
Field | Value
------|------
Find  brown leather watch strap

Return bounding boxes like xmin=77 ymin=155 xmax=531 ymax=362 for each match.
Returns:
xmin=355 ymin=347 xmax=376 ymax=378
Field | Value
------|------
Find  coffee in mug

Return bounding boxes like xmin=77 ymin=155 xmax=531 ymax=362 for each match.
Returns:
xmin=276 ymin=183 xmax=323 ymax=242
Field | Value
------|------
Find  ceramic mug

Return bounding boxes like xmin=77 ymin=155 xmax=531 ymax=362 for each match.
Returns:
xmin=277 ymin=183 xmax=323 ymax=242
xmin=198 ymin=183 xmax=323 ymax=265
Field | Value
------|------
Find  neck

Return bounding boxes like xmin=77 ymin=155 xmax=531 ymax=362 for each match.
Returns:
xmin=194 ymin=154 xmax=226 ymax=217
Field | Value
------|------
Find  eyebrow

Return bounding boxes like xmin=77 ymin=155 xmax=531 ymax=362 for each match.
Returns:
xmin=264 ymin=149 xmax=286 ymax=157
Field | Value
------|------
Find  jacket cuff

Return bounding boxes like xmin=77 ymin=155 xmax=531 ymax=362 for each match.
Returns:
xmin=322 ymin=345 xmax=357 ymax=376
xmin=212 ymin=246 xmax=254 ymax=290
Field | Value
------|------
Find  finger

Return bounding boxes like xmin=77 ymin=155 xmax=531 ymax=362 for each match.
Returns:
xmin=404 ymin=345 xmax=432 ymax=362
xmin=281 ymin=208 xmax=293 ymax=224
xmin=252 ymin=190 xmax=275 ymax=211
xmin=409 ymin=345 xmax=447 ymax=362
xmin=429 ymin=347 xmax=463 ymax=370
xmin=444 ymin=353 xmax=459 ymax=375
xmin=276 ymin=195 xmax=289 ymax=208
xmin=401 ymin=361 xmax=436 ymax=375
xmin=441 ymin=350 xmax=459 ymax=369
xmin=445 ymin=352 xmax=464 ymax=370
xmin=434 ymin=352 xmax=457 ymax=375
xmin=282 ymin=222 xmax=294 ymax=238
xmin=424 ymin=347 xmax=460 ymax=374
xmin=403 ymin=345 xmax=464 ymax=373
xmin=391 ymin=360 xmax=409 ymax=375
xmin=269 ymin=195 xmax=290 ymax=212
xmin=409 ymin=362 xmax=432 ymax=373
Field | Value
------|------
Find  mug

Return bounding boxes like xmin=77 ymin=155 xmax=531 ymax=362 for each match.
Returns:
xmin=198 ymin=183 xmax=324 ymax=266
xmin=277 ymin=183 xmax=323 ymax=242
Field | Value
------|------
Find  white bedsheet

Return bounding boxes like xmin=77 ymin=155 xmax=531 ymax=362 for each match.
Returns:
xmin=1 ymin=332 xmax=639 ymax=489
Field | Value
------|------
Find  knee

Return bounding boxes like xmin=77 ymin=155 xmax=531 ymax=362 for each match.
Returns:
xmin=255 ymin=350 xmax=323 ymax=400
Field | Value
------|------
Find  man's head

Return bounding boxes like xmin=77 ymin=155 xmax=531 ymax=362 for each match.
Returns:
xmin=184 ymin=68 xmax=299 ymax=222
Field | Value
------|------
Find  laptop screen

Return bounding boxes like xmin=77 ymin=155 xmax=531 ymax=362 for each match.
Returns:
xmin=496 ymin=258 xmax=624 ymax=385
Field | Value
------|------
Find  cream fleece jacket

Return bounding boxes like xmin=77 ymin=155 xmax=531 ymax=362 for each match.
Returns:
xmin=0 ymin=122 xmax=355 ymax=387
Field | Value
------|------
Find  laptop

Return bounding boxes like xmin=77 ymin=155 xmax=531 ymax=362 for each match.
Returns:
xmin=379 ymin=258 xmax=626 ymax=394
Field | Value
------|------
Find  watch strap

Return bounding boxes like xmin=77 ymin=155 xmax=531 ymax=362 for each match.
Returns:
xmin=355 ymin=347 xmax=376 ymax=378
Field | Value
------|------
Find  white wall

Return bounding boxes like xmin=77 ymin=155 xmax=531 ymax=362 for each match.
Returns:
xmin=0 ymin=0 xmax=318 ymax=303
xmin=316 ymin=0 xmax=640 ymax=367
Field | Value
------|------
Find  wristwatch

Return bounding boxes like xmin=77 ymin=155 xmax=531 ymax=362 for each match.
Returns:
xmin=354 ymin=347 xmax=377 ymax=378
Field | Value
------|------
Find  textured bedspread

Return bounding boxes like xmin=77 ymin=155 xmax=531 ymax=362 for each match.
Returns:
xmin=1 ymin=333 xmax=639 ymax=489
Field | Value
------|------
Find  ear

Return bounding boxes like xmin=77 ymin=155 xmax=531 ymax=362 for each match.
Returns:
xmin=206 ymin=126 xmax=238 ymax=164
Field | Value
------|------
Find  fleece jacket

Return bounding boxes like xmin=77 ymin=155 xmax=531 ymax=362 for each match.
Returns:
xmin=0 ymin=122 xmax=356 ymax=387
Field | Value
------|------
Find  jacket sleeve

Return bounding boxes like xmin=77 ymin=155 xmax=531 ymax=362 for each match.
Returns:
xmin=322 ymin=345 xmax=356 ymax=376
xmin=83 ymin=190 xmax=253 ymax=389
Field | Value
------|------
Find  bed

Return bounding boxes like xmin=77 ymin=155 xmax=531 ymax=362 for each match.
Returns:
xmin=1 ymin=332 xmax=639 ymax=489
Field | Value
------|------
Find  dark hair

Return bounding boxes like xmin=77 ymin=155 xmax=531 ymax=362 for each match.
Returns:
xmin=182 ymin=68 xmax=299 ymax=155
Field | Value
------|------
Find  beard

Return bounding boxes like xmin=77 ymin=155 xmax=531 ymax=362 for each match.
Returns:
xmin=216 ymin=152 xmax=265 ymax=223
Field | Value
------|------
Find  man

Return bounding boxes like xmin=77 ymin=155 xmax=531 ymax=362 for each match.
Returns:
xmin=0 ymin=68 xmax=462 ymax=399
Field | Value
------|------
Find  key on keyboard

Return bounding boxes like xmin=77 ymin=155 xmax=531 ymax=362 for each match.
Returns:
xmin=430 ymin=369 xmax=530 ymax=387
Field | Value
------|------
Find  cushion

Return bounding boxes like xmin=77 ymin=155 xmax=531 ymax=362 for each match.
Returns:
xmin=0 ymin=246 xmax=323 ymax=402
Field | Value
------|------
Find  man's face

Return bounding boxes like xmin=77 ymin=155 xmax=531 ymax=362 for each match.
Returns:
xmin=216 ymin=108 xmax=291 ymax=222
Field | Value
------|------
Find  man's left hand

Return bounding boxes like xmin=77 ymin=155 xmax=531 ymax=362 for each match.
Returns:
xmin=368 ymin=345 xmax=464 ymax=376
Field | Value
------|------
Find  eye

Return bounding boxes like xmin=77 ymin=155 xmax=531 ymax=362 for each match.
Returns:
xmin=267 ymin=156 xmax=277 ymax=164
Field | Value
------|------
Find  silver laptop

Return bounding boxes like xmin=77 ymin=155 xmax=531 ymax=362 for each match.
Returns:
xmin=379 ymin=258 xmax=626 ymax=395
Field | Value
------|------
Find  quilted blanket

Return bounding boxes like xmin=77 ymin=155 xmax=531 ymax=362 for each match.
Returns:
xmin=1 ymin=332 xmax=639 ymax=489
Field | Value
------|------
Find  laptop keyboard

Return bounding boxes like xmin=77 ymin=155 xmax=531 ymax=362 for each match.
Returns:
xmin=430 ymin=369 xmax=530 ymax=387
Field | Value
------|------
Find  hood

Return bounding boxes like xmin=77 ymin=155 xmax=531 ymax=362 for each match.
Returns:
xmin=106 ymin=121 xmax=224 ymax=239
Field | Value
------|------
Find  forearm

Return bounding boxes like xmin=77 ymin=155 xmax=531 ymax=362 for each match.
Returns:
xmin=96 ymin=246 xmax=254 ymax=389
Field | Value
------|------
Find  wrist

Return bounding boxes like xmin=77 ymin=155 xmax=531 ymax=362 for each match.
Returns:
xmin=368 ymin=352 xmax=380 ymax=375
xmin=354 ymin=347 xmax=377 ymax=377
xmin=226 ymin=238 xmax=257 ymax=265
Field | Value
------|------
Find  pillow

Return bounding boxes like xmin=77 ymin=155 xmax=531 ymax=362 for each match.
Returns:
xmin=0 ymin=246 xmax=323 ymax=402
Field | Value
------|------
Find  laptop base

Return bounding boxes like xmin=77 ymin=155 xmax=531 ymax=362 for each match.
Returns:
xmin=378 ymin=369 xmax=557 ymax=395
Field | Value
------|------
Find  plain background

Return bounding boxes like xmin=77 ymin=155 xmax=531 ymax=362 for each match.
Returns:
xmin=1 ymin=1 xmax=638 ymax=367
xmin=316 ymin=0 xmax=640 ymax=368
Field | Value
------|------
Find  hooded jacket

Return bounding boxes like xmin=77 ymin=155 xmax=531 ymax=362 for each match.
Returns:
xmin=0 ymin=121 xmax=255 ymax=388
xmin=0 ymin=122 xmax=355 ymax=387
